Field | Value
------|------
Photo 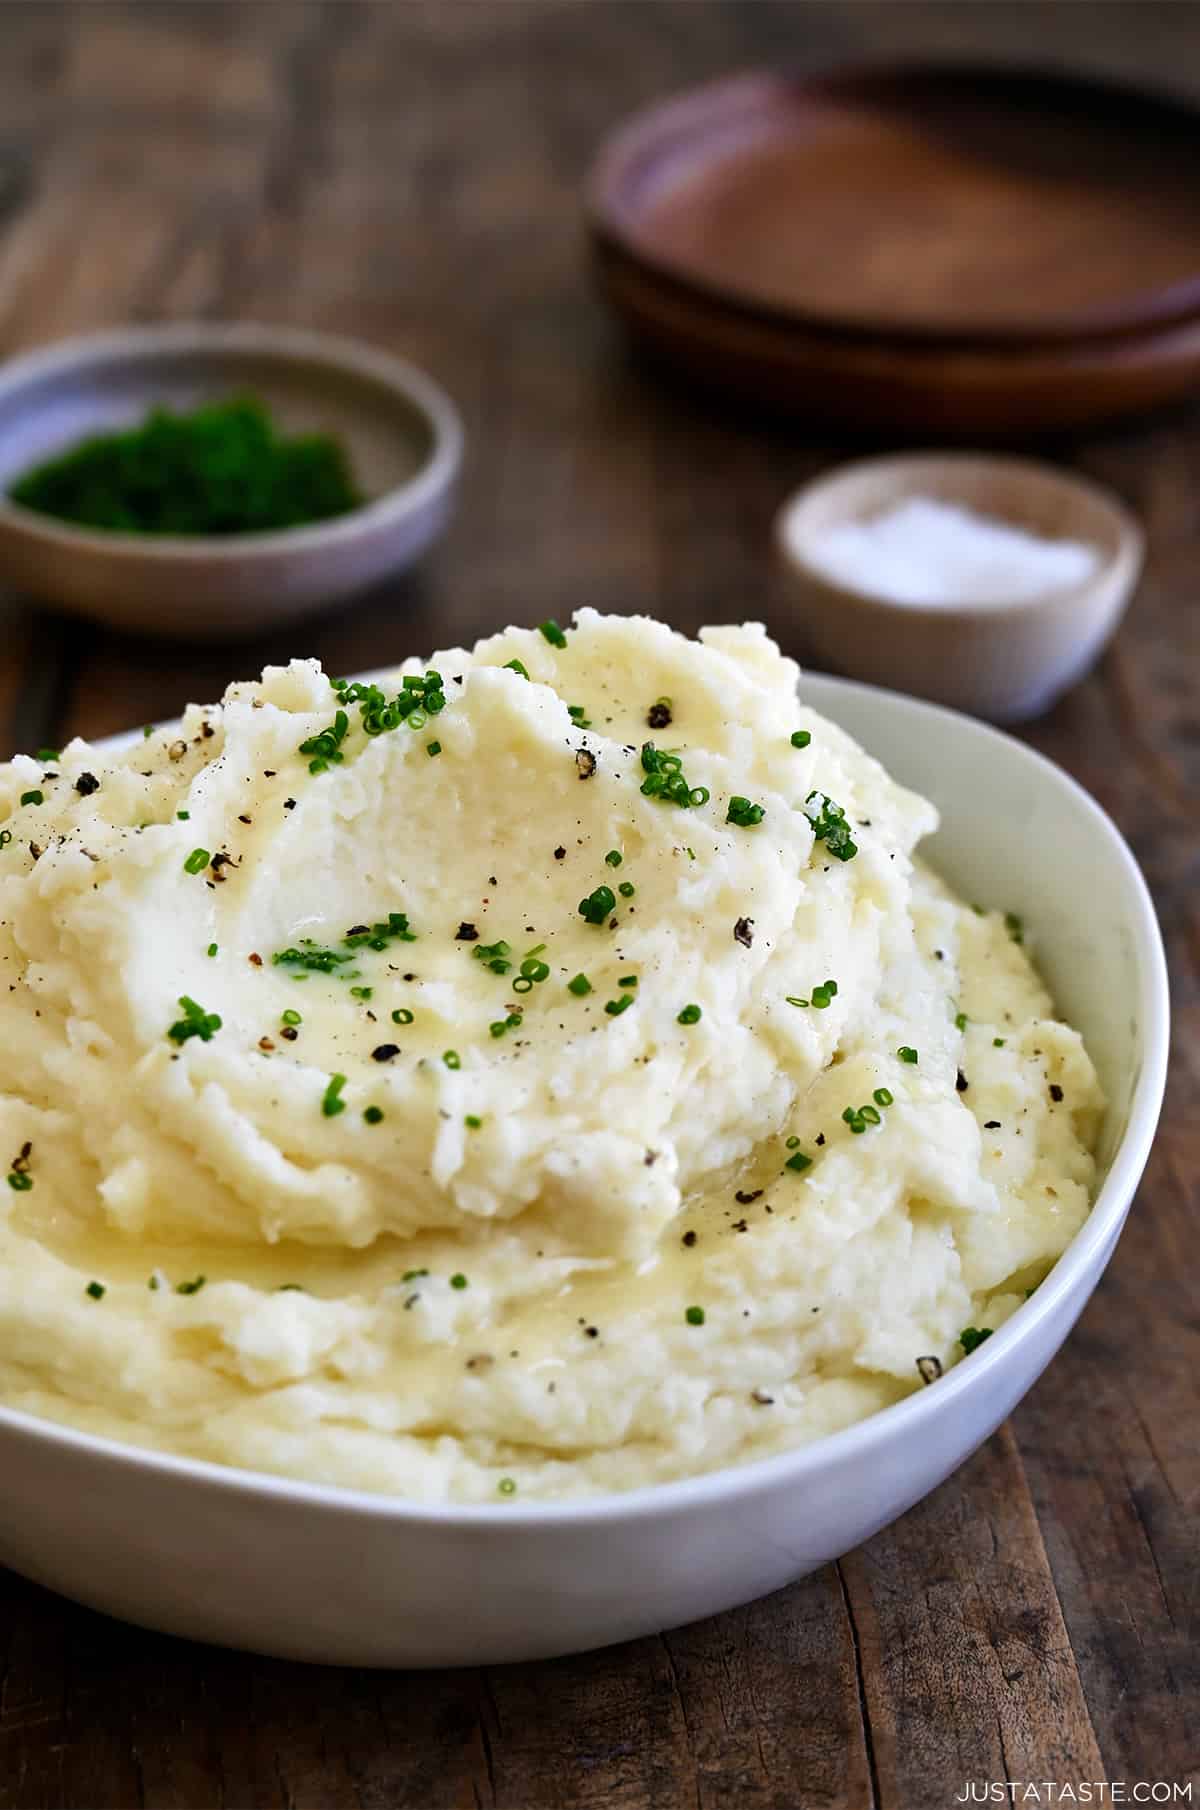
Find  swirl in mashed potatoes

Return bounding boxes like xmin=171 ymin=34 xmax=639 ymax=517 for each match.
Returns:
xmin=0 ymin=613 xmax=1101 ymax=1500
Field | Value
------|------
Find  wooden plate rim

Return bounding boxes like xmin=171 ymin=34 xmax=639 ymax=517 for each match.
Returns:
xmin=585 ymin=61 xmax=1200 ymax=349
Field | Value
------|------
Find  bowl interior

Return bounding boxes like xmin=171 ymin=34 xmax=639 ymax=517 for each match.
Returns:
xmin=804 ymin=672 xmax=1159 ymax=1175
xmin=780 ymin=453 xmax=1136 ymax=610
xmin=0 ymin=337 xmax=438 ymax=519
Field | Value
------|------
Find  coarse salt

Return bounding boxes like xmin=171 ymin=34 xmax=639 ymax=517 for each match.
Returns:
xmin=801 ymin=496 xmax=1101 ymax=609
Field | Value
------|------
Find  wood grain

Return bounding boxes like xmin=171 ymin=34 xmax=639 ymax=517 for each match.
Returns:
xmin=0 ymin=5 xmax=1196 ymax=1808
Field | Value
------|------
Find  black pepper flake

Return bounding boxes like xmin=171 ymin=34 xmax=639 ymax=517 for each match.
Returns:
xmin=347 ymin=924 xmax=369 ymax=937
xmin=575 ymin=749 xmax=596 ymax=780
xmin=200 ymin=721 xmax=215 ymax=739
xmin=647 ymin=701 xmax=672 ymax=729
xmin=280 ymin=1026 xmax=298 ymax=1041
xmin=264 ymin=770 xmax=277 ymax=778
xmin=681 ymin=1229 xmax=697 ymax=1247
xmin=248 ymin=952 xmax=263 ymax=967
xmin=733 ymin=917 xmax=754 ymax=949
xmin=238 ymin=814 xmax=252 ymax=825
xmin=456 ymin=922 xmax=479 ymax=941
xmin=371 ymin=1044 xmax=401 ymax=1062
xmin=283 ymin=798 xmax=296 ymax=811
xmin=916 ymin=1355 xmax=943 ymax=1385
xmin=751 ymin=1389 xmax=775 ymax=1406
xmin=815 ymin=1133 xmax=826 ymax=1147
xmin=984 ymin=1120 xmax=1001 ymax=1129
xmin=732 ymin=1218 xmax=748 ymax=1234
xmin=29 ymin=843 xmax=42 ymax=862
xmin=584 ymin=1325 xmax=599 ymax=1339
xmin=1049 ymin=1084 xmax=1064 ymax=1103
xmin=734 ymin=1188 xmax=762 ymax=1205
xmin=74 ymin=772 xmax=100 ymax=797
xmin=956 ymin=1069 xmax=969 ymax=1092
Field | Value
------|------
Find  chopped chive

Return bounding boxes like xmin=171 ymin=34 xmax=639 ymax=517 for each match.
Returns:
xmin=677 ymin=1003 xmax=702 ymax=1024
xmin=859 ymin=1104 xmax=881 ymax=1126
xmin=786 ymin=995 xmax=809 ymax=1008
xmin=567 ymin=973 xmax=592 ymax=996
xmin=567 ymin=704 xmax=591 ymax=727
xmin=618 ymin=974 xmax=637 ymax=989
xmin=618 ymin=881 xmax=635 ymax=897
xmin=605 ymin=849 xmax=623 ymax=867
xmin=426 ymin=740 xmax=442 ymax=757
xmin=804 ymin=791 xmax=858 ymax=862
xmin=873 ymin=1087 xmax=893 ymax=1107
xmin=450 ymin=1272 xmax=468 ymax=1290
xmin=959 ymin=1326 xmax=993 ymax=1355
xmin=465 ymin=1113 xmax=482 ymax=1128
xmin=897 ymin=1046 xmax=919 ymax=1064
xmin=322 ymin=1073 xmax=348 ymax=1117
xmin=86 ymin=1280 xmax=106 ymax=1300
xmin=726 ymin=795 xmax=765 ymax=828
xmin=35 ymin=747 xmax=60 ymax=762
xmin=143 ymin=725 xmax=153 ymax=739
xmin=363 ymin=1105 xmax=384 ymax=1124
xmin=7 ymin=1171 xmax=33 ymax=1191
xmin=207 ymin=942 xmax=218 ymax=958
xmin=167 ymin=995 xmax=222 ymax=1044
xmin=955 ymin=1011 xmax=968 ymax=1031
xmin=784 ymin=1150 xmax=812 ymax=1172
xmin=392 ymin=1008 xmax=414 ymax=1025
xmin=604 ymin=994 xmax=634 ymax=1017
xmin=443 ymin=1050 xmax=461 ymax=1070
xmin=497 ymin=1476 xmax=518 ymax=1495
xmin=282 ymin=1008 xmax=302 ymax=1026
xmin=538 ymin=618 xmax=568 ymax=648
xmin=175 ymin=1275 xmax=206 ymax=1296
xmin=183 ymin=847 xmax=210 ymax=875
xmin=402 ymin=1268 xmax=429 ymax=1282
xmin=177 ymin=809 xmax=190 ymax=820
xmin=1005 ymin=912 xmax=1024 ymax=944
xmin=503 ymin=658 xmax=529 ymax=680
xmin=20 ymin=790 xmax=43 ymax=806
xmin=578 ymin=885 xmax=616 ymax=925
xmin=994 ymin=1037 xmax=1006 ymax=1047
xmin=350 ymin=984 xmax=373 ymax=1000
xmin=790 ymin=730 xmax=812 ymax=749
xmin=684 ymin=1304 xmax=706 ymax=1326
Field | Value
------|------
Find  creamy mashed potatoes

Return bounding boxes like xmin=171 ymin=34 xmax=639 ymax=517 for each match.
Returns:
xmin=0 ymin=613 xmax=1102 ymax=1500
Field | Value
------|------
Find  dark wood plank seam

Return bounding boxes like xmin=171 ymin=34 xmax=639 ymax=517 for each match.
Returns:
xmin=657 ymin=1634 xmax=702 ymax=1810
xmin=834 ymin=1561 xmax=880 ymax=1810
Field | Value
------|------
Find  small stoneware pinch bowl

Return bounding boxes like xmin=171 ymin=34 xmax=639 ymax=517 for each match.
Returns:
xmin=0 ymin=323 xmax=463 ymax=641
xmin=775 ymin=452 xmax=1144 ymax=721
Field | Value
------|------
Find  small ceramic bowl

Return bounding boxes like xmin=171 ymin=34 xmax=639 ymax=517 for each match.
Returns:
xmin=775 ymin=452 xmax=1144 ymax=721
xmin=0 ymin=323 xmax=463 ymax=641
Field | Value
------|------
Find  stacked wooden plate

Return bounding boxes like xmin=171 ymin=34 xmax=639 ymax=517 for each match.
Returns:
xmin=586 ymin=65 xmax=1200 ymax=437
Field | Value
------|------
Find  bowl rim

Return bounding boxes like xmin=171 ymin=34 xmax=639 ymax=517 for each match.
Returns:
xmin=0 ymin=321 xmax=464 ymax=561
xmin=774 ymin=450 xmax=1146 ymax=620
xmin=0 ymin=670 xmax=1169 ymax=1527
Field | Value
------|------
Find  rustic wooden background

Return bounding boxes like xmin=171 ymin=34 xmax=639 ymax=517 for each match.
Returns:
xmin=0 ymin=5 xmax=1196 ymax=1808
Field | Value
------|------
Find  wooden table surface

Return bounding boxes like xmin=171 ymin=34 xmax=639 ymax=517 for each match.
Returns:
xmin=0 ymin=6 xmax=1196 ymax=1808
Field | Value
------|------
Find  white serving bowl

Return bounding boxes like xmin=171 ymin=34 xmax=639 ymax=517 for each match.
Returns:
xmin=0 ymin=674 xmax=1168 ymax=1667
